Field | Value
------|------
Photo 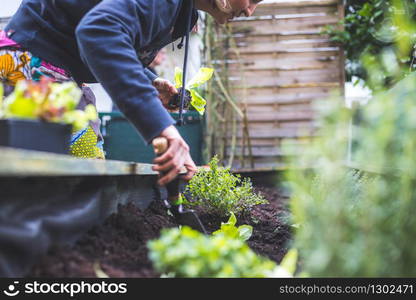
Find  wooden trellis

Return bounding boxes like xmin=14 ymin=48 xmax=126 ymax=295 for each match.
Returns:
xmin=204 ymin=0 xmax=345 ymax=170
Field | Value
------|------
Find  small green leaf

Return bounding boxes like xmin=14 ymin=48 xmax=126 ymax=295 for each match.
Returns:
xmin=186 ymin=68 xmax=214 ymax=89
xmin=189 ymin=89 xmax=206 ymax=115
xmin=93 ymin=261 xmax=109 ymax=278
xmin=237 ymin=225 xmax=253 ymax=241
xmin=228 ymin=212 xmax=237 ymax=226
xmin=174 ymin=67 xmax=183 ymax=89
xmin=280 ymin=249 xmax=298 ymax=276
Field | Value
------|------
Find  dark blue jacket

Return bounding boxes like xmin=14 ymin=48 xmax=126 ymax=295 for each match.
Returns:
xmin=6 ymin=0 xmax=197 ymax=143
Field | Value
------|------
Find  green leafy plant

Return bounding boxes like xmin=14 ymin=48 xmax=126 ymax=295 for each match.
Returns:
xmin=148 ymin=223 xmax=300 ymax=278
xmin=174 ymin=67 xmax=214 ymax=115
xmin=0 ymin=78 xmax=97 ymax=131
xmin=212 ymin=212 xmax=253 ymax=241
xmin=147 ymin=226 xmax=276 ymax=278
xmin=183 ymin=156 xmax=267 ymax=217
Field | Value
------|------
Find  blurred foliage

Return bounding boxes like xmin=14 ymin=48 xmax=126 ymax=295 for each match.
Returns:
xmin=0 ymin=78 xmax=97 ymax=131
xmin=324 ymin=0 xmax=416 ymax=88
xmin=287 ymin=74 xmax=416 ymax=276
xmin=286 ymin=1 xmax=416 ymax=274
xmin=183 ymin=156 xmax=267 ymax=217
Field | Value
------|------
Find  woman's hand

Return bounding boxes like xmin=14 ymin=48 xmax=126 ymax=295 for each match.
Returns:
xmin=152 ymin=125 xmax=197 ymax=186
xmin=153 ymin=78 xmax=178 ymax=109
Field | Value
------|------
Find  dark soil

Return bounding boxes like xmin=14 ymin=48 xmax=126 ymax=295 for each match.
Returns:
xmin=27 ymin=186 xmax=292 ymax=278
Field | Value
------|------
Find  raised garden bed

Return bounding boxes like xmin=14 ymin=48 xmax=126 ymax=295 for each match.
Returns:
xmin=27 ymin=186 xmax=291 ymax=278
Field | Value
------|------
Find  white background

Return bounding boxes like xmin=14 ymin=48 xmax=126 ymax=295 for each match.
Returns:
xmin=0 ymin=0 xmax=21 ymax=17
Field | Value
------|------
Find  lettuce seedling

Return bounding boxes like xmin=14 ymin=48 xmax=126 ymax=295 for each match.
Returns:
xmin=212 ymin=212 xmax=253 ymax=241
xmin=171 ymin=67 xmax=214 ymax=115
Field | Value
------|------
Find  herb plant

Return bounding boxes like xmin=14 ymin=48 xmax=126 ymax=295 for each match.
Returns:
xmin=0 ymin=78 xmax=97 ymax=131
xmin=183 ymin=156 xmax=267 ymax=217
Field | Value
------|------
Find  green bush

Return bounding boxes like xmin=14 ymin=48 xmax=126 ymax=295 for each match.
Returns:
xmin=286 ymin=73 xmax=416 ymax=277
xmin=183 ymin=156 xmax=267 ymax=217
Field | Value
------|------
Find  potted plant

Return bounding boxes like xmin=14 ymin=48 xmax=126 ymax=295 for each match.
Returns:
xmin=0 ymin=78 xmax=97 ymax=154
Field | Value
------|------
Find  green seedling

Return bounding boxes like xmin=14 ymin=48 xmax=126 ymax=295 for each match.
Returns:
xmin=212 ymin=212 xmax=253 ymax=241
xmin=171 ymin=67 xmax=214 ymax=115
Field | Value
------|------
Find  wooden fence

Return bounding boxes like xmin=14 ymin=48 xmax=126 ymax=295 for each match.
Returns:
xmin=207 ymin=0 xmax=345 ymax=170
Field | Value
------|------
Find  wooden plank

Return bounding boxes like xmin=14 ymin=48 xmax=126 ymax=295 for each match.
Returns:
xmin=218 ymin=56 xmax=339 ymax=72
xmin=231 ymin=85 xmax=340 ymax=98
xmin=259 ymin=0 xmax=339 ymax=8
xmin=226 ymin=127 xmax=316 ymax=138
xmin=228 ymin=51 xmax=340 ymax=62
xmin=0 ymin=147 xmax=160 ymax=176
xmin=234 ymin=38 xmax=335 ymax=50
xmin=231 ymin=33 xmax=331 ymax=44
xmin=235 ymin=46 xmax=340 ymax=55
xmin=229 ymin=136 xmax=313 ymax=147
xmin=229 ymin=92 xmax=331 ymax=105
xmin=236 ymin=12 xmax=334 ymax=23
xmin=229 ymin=157 xmax=288 ymax=170
xmin=231 ymin=81 xmax=340 ymax=89
xmin=244 ymin=103 xmax=314 ymax=112
xmin=279 ymin=120 xmax=319 ymax=128
xmin=253 ymin=5 xmax=337 ymax=16
xmin=230 ymin=29 xmax=327 ymax=39
xmin=244 ymin=110 xmax=315 ymax=122
xmin=229 ymin=68 xmax=341 ymax=84
xmin=235 ymin=44 xmax=340 ymax=55
xmin=233 ymin=120 xmax=317 ymax=130
xmin=226 ymin=146 xmax=305 ymax=157
xmin=230 ymin=16 xmax=339 ymax=34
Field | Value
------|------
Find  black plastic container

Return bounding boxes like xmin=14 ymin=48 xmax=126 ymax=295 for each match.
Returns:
xmin=0 ymin=119 xmax=72 ymax=154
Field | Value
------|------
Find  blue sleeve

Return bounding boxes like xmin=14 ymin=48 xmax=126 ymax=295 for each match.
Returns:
xmin=75 ymin=0 xmax=174 ymax=144
xmin=144 ymin=68 xmax=158 ymax=82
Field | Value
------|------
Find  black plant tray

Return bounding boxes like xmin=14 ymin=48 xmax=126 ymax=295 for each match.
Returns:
xmin=0 ymin=119 xmax=72 ymax=154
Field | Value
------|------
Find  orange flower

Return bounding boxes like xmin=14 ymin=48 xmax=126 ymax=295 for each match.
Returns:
xmin=0 ymin=53 xmax=27 ymax=86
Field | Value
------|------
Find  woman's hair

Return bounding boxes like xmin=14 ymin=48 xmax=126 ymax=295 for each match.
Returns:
xmin=207 ymin=0 xmax=217 ymax=9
